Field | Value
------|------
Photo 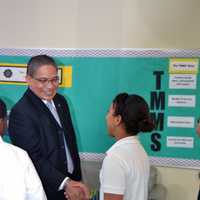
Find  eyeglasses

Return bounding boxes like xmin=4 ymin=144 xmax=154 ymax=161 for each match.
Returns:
xmin=32 ymin=76 xmax=59 ymax=85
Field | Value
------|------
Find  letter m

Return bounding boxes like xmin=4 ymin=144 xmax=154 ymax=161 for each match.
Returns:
xmin=150 ymin=91 xmax=165 ymax=110
xmin=150 ymin=112 xmax=164 ymax=131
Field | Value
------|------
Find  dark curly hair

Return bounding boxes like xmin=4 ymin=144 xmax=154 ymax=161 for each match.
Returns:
xmin=112 ymin=93 xmax=154 ymax=135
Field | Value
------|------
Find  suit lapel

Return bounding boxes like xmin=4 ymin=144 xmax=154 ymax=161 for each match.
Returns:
xmin=53 ymin=95 xmax=75 ymax=157
xmin=26 ymin=89 xmax=60 ymax=128
xmin=27 ymin=89 xmax=76 ymax=161
xmin=53 ymin=98 xmax=65 ymax=128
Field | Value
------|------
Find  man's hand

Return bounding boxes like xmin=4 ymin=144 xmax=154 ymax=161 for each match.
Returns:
xmin=64 ymin=179 xmax=89 ymax=200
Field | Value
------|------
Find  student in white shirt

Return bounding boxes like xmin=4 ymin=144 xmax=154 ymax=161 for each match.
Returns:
xmin=100 ymin=93 xmax=154 ymax=200
xmin=0 ymin=98 xmax=47 ymax=200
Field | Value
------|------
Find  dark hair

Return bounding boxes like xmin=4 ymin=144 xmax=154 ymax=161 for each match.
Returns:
xmin=112 ymin=93 xmax=154 ymax=135
xmin=0 ymin=98 xmax=7 ymax=119
xmin=27 ymin=55 xmax=58 ymax=77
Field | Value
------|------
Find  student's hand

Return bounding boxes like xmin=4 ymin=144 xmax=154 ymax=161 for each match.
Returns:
xmin=64 ymin=179 xmax=89 ymax=200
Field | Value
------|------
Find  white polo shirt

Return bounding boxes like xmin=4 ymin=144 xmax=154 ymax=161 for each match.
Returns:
xmin=100 ymin=136 xmax=149 ymax=200
xmin=0 ymin=137 xmax=47 ymax=200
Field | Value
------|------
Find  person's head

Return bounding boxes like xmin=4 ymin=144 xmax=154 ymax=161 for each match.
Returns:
xmin=26 ymin=55 xmax=59 ymax=100
xmin=106 ymin=93 xmax=154 ymax=138
xmin=0 ymin=98 xmax=7 ymax=136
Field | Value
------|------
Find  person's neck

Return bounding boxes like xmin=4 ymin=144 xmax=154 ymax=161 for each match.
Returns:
xmin=114 ymin=128 xmax=130 ymax=141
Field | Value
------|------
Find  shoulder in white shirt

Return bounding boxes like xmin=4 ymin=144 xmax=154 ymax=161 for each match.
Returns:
xmin=0 ymin=137 xmax=47 ymax=200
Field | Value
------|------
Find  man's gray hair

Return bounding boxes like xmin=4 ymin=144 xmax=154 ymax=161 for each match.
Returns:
xmin=27 ymin=55 xmax=58 ymax=77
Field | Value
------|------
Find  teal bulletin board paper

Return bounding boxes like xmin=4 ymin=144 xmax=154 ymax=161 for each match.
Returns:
xmin=0 ymin=49 xmax=200 ymax=168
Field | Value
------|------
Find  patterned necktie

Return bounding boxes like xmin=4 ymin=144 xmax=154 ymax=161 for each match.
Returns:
xmin=46 ymin=100 xmax=74 ymax=173
xmin=46 ymin=100 xmax=61 ymax=126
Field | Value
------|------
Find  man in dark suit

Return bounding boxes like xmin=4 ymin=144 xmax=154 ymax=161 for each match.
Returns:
xmin=9 ymin=55 xmax=89 ymax=200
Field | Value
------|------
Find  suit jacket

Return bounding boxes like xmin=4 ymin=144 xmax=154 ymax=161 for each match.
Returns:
xmin=9 ymin=88 xmax=82 ymax=200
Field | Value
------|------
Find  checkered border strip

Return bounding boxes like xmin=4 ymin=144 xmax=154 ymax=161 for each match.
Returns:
xmin=80 ymin=153 xmax=200 ymax=169
xmin=80 ymin=152 xmax=105 ymax=162
xmin=1 ymin=48 xmax=200 ymax=57
xmin=150 ymin=157 xmax=200 ymax=169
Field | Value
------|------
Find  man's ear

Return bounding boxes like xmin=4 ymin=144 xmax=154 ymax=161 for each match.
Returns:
xmin=25 ymin=75 xmax=30 ymax=82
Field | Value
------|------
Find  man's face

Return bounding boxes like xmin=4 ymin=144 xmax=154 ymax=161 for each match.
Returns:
xmin=26 ymin=64 xmax=59 ymax=100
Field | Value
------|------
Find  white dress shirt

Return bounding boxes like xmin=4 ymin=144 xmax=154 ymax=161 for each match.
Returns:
xmin=0 ymin=137 xmax=47 ymax=200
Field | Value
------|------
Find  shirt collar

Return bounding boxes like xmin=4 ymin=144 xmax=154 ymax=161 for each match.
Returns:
xmin=42 ymin=99 xmax=56 ymax=108
xmin=106 ymin=136 xmax=138 ymax=154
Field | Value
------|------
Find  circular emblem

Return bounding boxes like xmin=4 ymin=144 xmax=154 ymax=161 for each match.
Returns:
xmin=3 ymin=69 xmax=13 ymax=78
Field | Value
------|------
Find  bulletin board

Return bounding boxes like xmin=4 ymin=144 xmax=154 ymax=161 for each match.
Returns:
xmin=0 ymin=48 xmax=200 ymax=169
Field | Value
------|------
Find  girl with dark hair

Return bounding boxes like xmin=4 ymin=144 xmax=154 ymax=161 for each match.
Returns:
xmin=100 ymin=93 xmax=154 ymax=200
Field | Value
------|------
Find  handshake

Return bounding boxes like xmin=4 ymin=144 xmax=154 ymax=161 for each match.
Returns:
xmin=64 ymin=179 xmax=90 ymax=200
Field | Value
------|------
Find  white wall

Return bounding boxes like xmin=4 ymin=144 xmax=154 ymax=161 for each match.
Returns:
xmin=0 ymin=0 xmax=200 ymax=48
xmin=0 ymin=0 xmax=200 ymax=199
xmin=157 ymin=167 xmax=199 ymax=200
